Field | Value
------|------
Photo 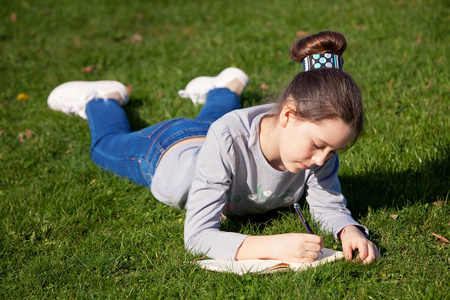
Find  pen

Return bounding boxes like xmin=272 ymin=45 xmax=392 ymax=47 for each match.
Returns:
xmin=293 ymin=203 xmax=323 ymax=256
xmin=293 ymin=203 xmax=314 ymax=234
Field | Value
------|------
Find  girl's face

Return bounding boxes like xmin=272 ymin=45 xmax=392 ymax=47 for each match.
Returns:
xmin=276 ymin=109 xmax=356 ymax=173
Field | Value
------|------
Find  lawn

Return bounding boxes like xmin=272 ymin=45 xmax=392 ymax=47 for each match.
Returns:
xmin=1 ymin=0 xmax=449 ymax=298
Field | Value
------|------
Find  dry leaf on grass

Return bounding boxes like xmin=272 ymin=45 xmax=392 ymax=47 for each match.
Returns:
xmin=18 ymin=129 xmax=36 ymax=142
xmin=10 ymin=12 xmax=17 ymax=23
xmin=425 ymin=78 xmax=433 ymax=89
xmin=130 ymin=33 xmax=143 ymax=42
xmin=415 ymin=34 xmax=422 ymax=45
xmin=260 ymin=82 xmax=269 ymax=90
xmin=17 ymin=93 xmax=30 ymax=101
xmin=25 ymin=129 xmax=35 ymax=138
xmin=387 ymin=79 xmax=394 ymax=90
xmin=296 ymin=31 xmax=310 ymax=38
xmin=432 ymin=233 xmax=449 ymax=243
xmin=82 ymin=65 xmax=95 ymax=73
xmin=356 ymin=25 xmax=368 ymax=31
xmin=126 ymin=84 xmax=133 ymax=95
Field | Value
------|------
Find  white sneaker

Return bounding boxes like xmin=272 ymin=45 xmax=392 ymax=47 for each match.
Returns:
xmin=178 ymin=67 xmax=249 ymax=105
xmin=47 ymin=80 xmax=129 ymax=119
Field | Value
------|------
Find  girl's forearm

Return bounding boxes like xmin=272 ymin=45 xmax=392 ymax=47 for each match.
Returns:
xmin=235 ymin=233 xmax=323 ymax=262
xmin=235 ymin=235 xmax=274 ymax=260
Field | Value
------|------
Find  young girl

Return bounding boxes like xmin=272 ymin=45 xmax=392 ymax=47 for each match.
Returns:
xmin=48 ymin=31 xmax=379 ymax=264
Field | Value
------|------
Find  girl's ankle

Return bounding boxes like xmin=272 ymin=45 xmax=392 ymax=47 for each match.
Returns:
xmin=224 ymin=79 xmax=245 ymax=96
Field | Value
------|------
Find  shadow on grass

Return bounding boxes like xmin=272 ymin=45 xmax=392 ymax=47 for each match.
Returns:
xmin=222 ymin=146 xmax=449 ymax=233
xmin=340 ymin=145 xmax=450 ymax=219
xmin=123 ymin=97 xmax=150 ymax=131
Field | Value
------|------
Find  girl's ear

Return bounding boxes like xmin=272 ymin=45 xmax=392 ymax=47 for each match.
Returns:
xmin=279 ymin=102 xmax=297 ymax=128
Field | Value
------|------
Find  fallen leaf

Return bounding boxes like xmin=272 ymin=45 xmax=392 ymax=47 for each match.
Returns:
xmin=433 ymin=201 xmax=446 ymax=207
xmin=136 ymin=12 xmax=143 ymax=19
xmin=387 ymin=79 xmax=394 ymax=90
xmin=82 ymin=65 xmax=95 ymax=73
xmin=130 ymin=33 xmax=143 ymax=42
xmin=333 ymin=5 xmax=339 ymax=13
xmin=296 ymin=31 xmax=310 ymax=38
xmin=260 ymin=82 xmax=269 ymax=90
xmin=25 ymin=129 xmax=35 ymax=138
xmin=356 ymin=25 xmax=368 ymax=31
xmin=390 ymin=214 xmax=398 ymax=220
xmin=402 ymin=51 xmax=408 ymax=63
xmin=19 ymin=133 xmax=25 ymax=143
xmin=126 ymin=84 xmax=133 ymax=95
xmin=432 ymin=232 xmax=450 ymax=243
xmin=0 ymin=130 xmax=4 ymax=136
xmin=425 ymin=78 xmax=432 ymax=89
xmin=17 ymin=93 xmax=30 ymax=101
xmin=157 ymin=92 xmax=164 ymax=98
xmin=73 ymin=35 xmax=81 ymax=46
xmin=415 ymin=34 xmax=422 ymax=45
xmin=10 ymin=12 xmax=17 ymax=23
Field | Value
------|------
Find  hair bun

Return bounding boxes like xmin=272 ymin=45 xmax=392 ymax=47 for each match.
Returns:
xmin=289 ymin=31 xmax=347 ymax=62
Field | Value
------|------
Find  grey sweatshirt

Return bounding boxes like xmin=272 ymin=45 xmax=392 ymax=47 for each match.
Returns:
xmin=151 ymin=104 xmax=367 ymax=260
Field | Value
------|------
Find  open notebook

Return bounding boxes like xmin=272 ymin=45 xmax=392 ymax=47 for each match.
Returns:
xmin=197 ymin=248 xmax=344 ymax=275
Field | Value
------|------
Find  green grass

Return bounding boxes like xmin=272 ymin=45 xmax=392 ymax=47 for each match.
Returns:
xmin=1 ymin=0 xmax=449 ymax=298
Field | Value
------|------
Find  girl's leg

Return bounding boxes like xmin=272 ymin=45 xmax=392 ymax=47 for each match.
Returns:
xmin=195 ymin=88 xmax=241 ymax=122
xmin=48 ymin=67 xmax=249 ymax=186
xmin=86 ymin=98 xmax=149 ymax=186
xmin=48 ymin=81 xmax=151 ymax=186
xmin=86 ymin=98 xmax=212 ymax=187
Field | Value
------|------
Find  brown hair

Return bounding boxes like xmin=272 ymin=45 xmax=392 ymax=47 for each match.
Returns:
xmin=274 ymin=31 xmax=364 ymax=144
xmin=289 ymin=31 xmax=347 ymax=61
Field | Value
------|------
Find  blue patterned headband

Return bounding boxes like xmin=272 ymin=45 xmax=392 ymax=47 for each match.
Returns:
xmin=302 ymin=53 xmax=344 ymax=71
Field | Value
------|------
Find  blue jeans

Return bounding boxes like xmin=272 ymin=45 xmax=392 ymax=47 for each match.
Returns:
xmin=86 ymin=88 xmax=241 ymax=187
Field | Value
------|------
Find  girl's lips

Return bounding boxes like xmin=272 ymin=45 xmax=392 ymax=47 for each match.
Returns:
xmin=299 ymin=162 xmax=310 ymax=169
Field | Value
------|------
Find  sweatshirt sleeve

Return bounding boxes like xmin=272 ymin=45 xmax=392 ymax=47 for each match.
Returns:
xmin=184 ymin=126 xmax=247 ymax=260
xmin=305 ymin=154 xmax=369 ymax=239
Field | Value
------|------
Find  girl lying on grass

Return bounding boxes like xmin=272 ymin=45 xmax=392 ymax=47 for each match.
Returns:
xmin=48 ymin=31 xmax=379 ymax=264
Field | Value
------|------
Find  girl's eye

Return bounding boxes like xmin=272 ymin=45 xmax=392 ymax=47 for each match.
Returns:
xmin=313 ymin=143 xmax=321 ymax=149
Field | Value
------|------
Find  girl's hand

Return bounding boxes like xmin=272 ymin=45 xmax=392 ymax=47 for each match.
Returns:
xmin=236 ymin=233 xmax=323 ymax=263
xmin=339 ymin=225 xmax=380 ymax=264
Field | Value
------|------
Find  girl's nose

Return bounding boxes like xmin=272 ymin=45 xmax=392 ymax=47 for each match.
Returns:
xmin=311 ymin=155 xmax=325 ymax=166
xmin=311 ymin=151 xmax=329 ymax=166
